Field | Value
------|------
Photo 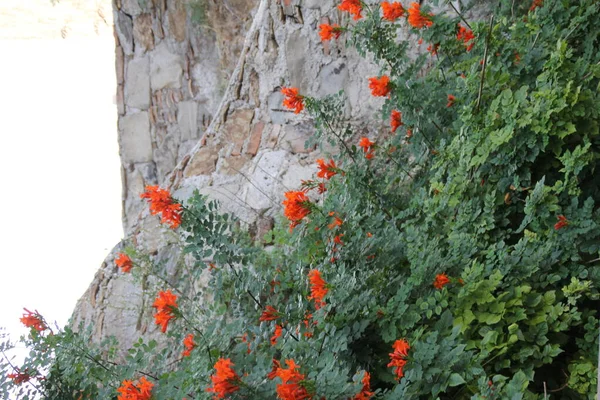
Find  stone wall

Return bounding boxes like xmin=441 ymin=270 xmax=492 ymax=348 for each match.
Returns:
xmin=72 ymin=0 xmax=479 ymax=351
xmin=115 ymin=0 xmax=256 ymax=231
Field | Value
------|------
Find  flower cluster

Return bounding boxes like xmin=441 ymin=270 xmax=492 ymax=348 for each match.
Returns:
xmin=457 ymin=24 xmax=475 ymax=51
xmin=316 ymin=159 xmax=338 ymax=180
xmin=152 ymin=290 xmax=178 ymax=333
xmin=381 ymin=1 xmax=405 ymax=21
xmin=368 ymin=76 xmax=391 ymax=97
xmin=116 ymin=377 xmax=154 ymax=400
xmin=272 ymin=359 xmax=312 ymax=400
xmin=7 ymin=370 xmax=31 ymax=385
xmin=433 ymin=273 xmax=450 ymax=289
xmin=319 ymin=23 xmax=342 ymax=41
xmin=260 ymin=305 xmax=280 ymax=322
xmin=387 ymin=339 xmax=410 ymax=380
xmin=140 ymin=185 xmax=182 ymax=229
xmin=554 ymin=215 xmax=568 ymax=230
xmin=359 ymin=137 xmax=375 ymax=160
xmin=20 ymin=309 xmax=46 ymax=332
xmin=282 ymin=191 xmax=312 ymax=230
xmin=390 ymin=110 xmax=403 ymax=132
xmin=407 ymin=2 xmax=433 ymax=29
xmin=206 ymin=358 xmax=240 ymax=399
xmin=115 ymin=253 xmax=133 ymax=273
xmin=281 ymin=87 xmax=304 ymax=114
xmin=308 ymin=269 xmax=328 ymax=310
xmin=353 ymin=371 xmax=374 ymax=400
xmin=338 ymin=0 xmax=362 ymax=20
xmin=181 ymin=334 xmax=196 ymax=357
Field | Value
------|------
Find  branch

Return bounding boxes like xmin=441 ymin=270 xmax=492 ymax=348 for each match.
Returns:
xmin=476 ymin=14 xmax=495 ymax=112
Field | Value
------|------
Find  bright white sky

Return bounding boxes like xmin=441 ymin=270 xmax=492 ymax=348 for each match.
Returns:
xmin=0 ymin=0 xmax=122 ymax=372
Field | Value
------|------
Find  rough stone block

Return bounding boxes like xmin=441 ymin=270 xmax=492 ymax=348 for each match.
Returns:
xmin=177 ymin=101 xmax=199 ymax=140
xmin=150 ymin=42 xmax=183 ymax=90
xmin=125 ymin=57 xmax=151 ymax=109
xmin=119 ymin=112 xmax=153 ymax=163
xmin=168 ymin=0 xmax=187 ymax=42
xmin=133 ymin=14 xmax=155 ymax=52
xmin=120 ymin=0 xmax=143 ymax=16
xmin=184 ymin=145 xmax=219 ymax=177
xmin=319 ymin=59 xmax=348 ymax=96
xmin=245 ymin=121 xmax=265 ymax=156
xmin=115 ymin=11 xmax=134 ymax=55
xmin=222 ymin=109 xmax=255 ymax=154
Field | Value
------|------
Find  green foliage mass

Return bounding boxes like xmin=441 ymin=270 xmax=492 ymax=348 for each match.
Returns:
xmin=2 ymin=0 xmax=599 ymax=399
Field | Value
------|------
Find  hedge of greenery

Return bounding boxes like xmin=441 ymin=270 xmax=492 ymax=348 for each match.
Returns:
xmin=2 ymin=0 xmax=599 ymax=399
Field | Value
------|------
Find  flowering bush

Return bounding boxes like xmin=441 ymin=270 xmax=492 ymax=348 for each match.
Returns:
xmin=2 ymin=0 xmax=600 ymax=398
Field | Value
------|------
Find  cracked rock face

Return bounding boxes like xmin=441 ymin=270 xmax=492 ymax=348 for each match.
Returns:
xmin=72 ymin=0 xmax=483 ymax=351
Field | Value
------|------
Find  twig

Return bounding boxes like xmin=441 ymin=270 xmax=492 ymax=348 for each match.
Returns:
xmin=476 ymin=14 xmax=495 ymax=112
xmin=446 ymin=0 xmax=472 ymax=30
xmin=543 ymin=381 xmax=547 ymax=399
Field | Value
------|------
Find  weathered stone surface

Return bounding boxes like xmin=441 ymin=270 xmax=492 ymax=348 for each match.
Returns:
xmin=115 ymin=45 xmax=124 ymax=85
xmin=125 ymin=56 xmax=150 ymax=109
xmin=318 ymin=59 xmax=348 ymax=96
xmin=150 ymin=42 xmax=183 ymax=90
xmin=133 ymin=13 xmax=154 ymax=52
xmin=115 ymin=10 xmax=134 ymax=55
xmin=184 ymin=145 xmax=219 ymax=177
xmin=177 ymin=101 xmax=199 ymax=140
xmin=167 ymin=0 xmax=187 ymax=42
xmin=120 ymin=0 xmax=143 ymax=16
xmin=118 ymin=112 xmax=152 ymax=163
xmin=279 ymin=123 xmax=313 ymax=154
xmin=223 ymin=109 xmax=255 ymax=155
xmin=245 ymin=121 xmax=265 ymax=156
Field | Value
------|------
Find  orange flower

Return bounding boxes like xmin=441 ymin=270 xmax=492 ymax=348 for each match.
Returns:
xmin=457 ymin=24 xmax=475 ymax=52
xmin=328 ymin=216 xmax=343 ymax=230
xmin=514 ymin=52 xmax=521 ymax=64
xmin=7 ymin=371 xmax=31 ymax=385
xmin=152 ymin=290 xmax=178 ymax=333
xmin=267 ymin=359 xmax=282 ymax=380
xmin=446 ymin=94 xmax=456 ymax=108
xmin=381 ymin=1 xmax=405 ymax=21
xmin=319 ymin=23 xmax=342 ymax=41
xmin=390 ymin=110 xmax=403 ymax=132
xmin=529 ymin=0 xmax=543 ymax=11
xmin=407 ymin=2 xmax=433 ymax=28
xmin=274 ymin=359 xmax=312 ymax=400
xmin=433 ymin=273 xmax=450 ymax=289
xmin=338 ymin=0 xmax=363 ymax=20
xmin=260 ymin=305 xmax=280 ymax=322
xmin=308 ymin=269 xmax=328 ymax=310
xmin=554 ymin=215 xmax=568 ymax=230
xmin=359 ymin=137 xmax=375 ymax=160
xmin=406 ymin=128 xmax=413 ymax=139
xmin=334 ymin=234 xmax=344 ymax=245
xmin=115 ymin=253 xmax=133 ymax=273
xmin=303 ymin=312 xmax=314 ymax=338
xmin=427 ymin=43 xmax=439 ymax=56
xmin=20 ymin=309 xmax=46 ymax=332
xmin=368 ymin=76 xmax=391 ymax=97
xmin=182 ymin=334 xmax=196 ymax=357
xmin=140 ymin=185 xmax=182 ymax=229
xmin=271 ymin=324 xmax=283 ymax=346
xmin=387 ymin=339 xmax=410 ymax=380
xmin=317 ymin=183 xmax=327 ymax=194
xmin=353 ymin=371 xmax=374 ymax=400
xmin=281 ymin=87 xmax=305 ymax=114
xmin=206 ymin=358 xmax=240 ymax=399
xmin=117 ymin=377 xmax=154 ymax=400
xmin=283 ymin=191 xmax=312 ymax=230
xmin=316 ymin=159 xmax=338 ymax=180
